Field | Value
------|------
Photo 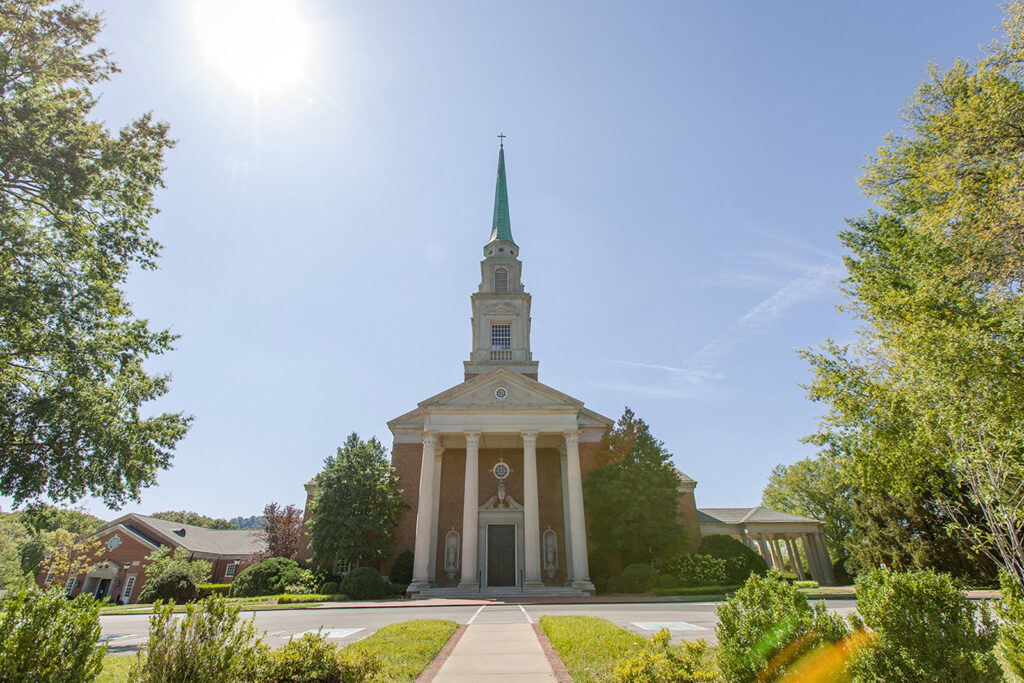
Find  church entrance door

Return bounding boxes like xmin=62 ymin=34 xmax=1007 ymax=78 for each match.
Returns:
xmin=486 ymin=524 xmax=517 ymax=587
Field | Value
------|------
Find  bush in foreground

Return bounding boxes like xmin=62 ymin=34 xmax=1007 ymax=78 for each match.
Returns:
xmin=230 ymin=557 xmax=305 ymax=597
xmin=130 ymin=596 xmax=267 ymax=682
xmin=715 ymin=571 xmax=848 ymax=682
xmin=996 ymin=572 xmax=1024 ymax=678
xmin=340 ymin=567 xmax=390 ymax=600
xmin=0 ymin=586 xmax=104 ymax=682
xmin=612 ymin=629 xmax=717 ymax=682
xmin=260 ymin=631 xmax=380 ymax=682
xmin=847 ymin=567 xmax=999 ymax=682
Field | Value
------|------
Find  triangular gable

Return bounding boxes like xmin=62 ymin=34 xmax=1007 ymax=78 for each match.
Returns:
xmin=419 ymin=367 xmax=584 ymax=411
xmin=483 ymin=303 xmax=521 ymax=316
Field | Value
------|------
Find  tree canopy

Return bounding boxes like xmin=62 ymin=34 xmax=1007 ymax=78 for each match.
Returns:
xmin=307 ymin=433 xmax=405 ymax=568
xmin=804 ymin=3 xmax=1024 ymax=590
xmin=0 ymin=0 xmax=190 ymax=506
xmin=258 ymin=502 xmax=304 ymax=560
xmin=584 ymin=408 xmax=686 ymax=567
xmin=150 ymin=510 xmax=236 ymax=530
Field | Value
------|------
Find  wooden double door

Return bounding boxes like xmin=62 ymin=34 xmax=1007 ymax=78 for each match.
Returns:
xmin=486 ymin=524 xmax=517 ymax=587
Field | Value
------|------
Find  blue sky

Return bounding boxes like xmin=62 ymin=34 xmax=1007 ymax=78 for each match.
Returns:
xmin=14 ymin=1 xmax=1008 ymax=520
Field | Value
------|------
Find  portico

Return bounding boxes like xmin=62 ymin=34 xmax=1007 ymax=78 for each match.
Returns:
xmin=389 ymin=368 xmax=610 ymax=595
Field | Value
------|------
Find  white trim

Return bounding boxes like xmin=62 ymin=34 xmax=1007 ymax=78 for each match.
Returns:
xmin=121 ymin=574 xmax=137 ymax=604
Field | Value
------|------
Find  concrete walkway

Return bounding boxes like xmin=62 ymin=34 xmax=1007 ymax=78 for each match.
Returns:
xmin=431 ymin=605 xmax=556 ymax=682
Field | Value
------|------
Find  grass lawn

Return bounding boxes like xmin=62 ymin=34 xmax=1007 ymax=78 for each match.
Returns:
xmin=346 ymin=619 xmax=458 ymax=682
xmin=96 ymin=654 xmax=134 ymax=683
xmin=98 ymin=618 xmax=458 ymax=683
xmin=539 ymin=615 xmax=648 ymax=682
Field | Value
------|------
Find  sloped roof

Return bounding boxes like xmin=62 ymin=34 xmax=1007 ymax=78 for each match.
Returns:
xmin=698 ymin=506 xmax=821 ymax=526
xmin=100 ymin=513 xmax=264 ymax=556
xmin=675 ymin=468 xmax=696 ymax=484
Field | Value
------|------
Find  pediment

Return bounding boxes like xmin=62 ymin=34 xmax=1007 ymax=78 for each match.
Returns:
xmin=479 ymin=494 xmax=523 ymax=511
xmin=484 ymin=303 xmax=521 ymax=316
xmin=418 ymin=367 xmax=584 ymax=411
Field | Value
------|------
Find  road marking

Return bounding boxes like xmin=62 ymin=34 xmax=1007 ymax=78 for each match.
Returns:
xmin=298 ymin=628 xmax=362 ymax=639
xmin=518 ymin=605 xmax=533 ymax=623
xmin=467 ymin=605 xmax=486 ymax=624
xmin=633 ymin=621 xmax=704 ymax=631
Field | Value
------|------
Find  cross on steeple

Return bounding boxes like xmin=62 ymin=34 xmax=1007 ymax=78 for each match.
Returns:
xmin=497 ymin=132 xmax=506 ymax=147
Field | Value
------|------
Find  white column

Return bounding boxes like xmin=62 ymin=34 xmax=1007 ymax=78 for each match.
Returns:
xmin=428 ymin=447 xmax=443 ymax=582
xmin=522 ymin=432 xmax=543 ymax=587
xmin=816 ymin=531 xmax=835 ymax=585
xmin=459 ymin=433 xmax=480 ymax=588
xmin=773 ymin=538 xmax=786 ymax=571
xmin=757 ymin=533 xmax=771 ymax=563
xmin=409 ymin=433 xmax=438 ymax=591
xmin=559 ymin=449 xmax=574 ymax=585
xmin=802 ymin=532 xmax=821 ymax=582
xmin=787 ymin=537 xmax=806 ymax=580
xmin=564 ymin=431 xmax=594 ymax=591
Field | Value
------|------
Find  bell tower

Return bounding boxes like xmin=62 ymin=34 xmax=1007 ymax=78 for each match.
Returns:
xmin=464 ymin=140 xmax=539 ymax=380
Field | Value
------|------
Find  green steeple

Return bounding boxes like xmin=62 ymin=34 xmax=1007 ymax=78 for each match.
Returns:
xmin=489 ymin=141 xmax=515 ymax=245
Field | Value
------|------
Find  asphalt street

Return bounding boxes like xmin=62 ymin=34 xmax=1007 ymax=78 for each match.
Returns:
xmin=99 ymin=599 xmax=860 ymax=653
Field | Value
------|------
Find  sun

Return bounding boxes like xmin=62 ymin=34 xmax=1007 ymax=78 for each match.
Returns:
xmin=194 ymin=0 xmax=309 ymax=94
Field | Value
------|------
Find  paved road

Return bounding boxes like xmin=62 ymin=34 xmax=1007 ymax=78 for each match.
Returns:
xmin=99 ymin=599 xmax=859 ymax=652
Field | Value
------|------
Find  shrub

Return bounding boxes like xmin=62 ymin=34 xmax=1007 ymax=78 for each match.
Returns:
xmin=613 ymin=629 xmax=717 ymax=682
xmin=847 ymin=567 xmax=999 ymax=682
xmin=138 ymin=566 xmax=201 ymax=604
xmin=319 ymin=581 xmax=340 ymax=595
xmin=699 ymin=535 xmax=768 ymax=584
xmin=260 ymin=630 xmax=381 ymax=682
xmin=197 ymin=583 xmax=231 ymax=598
xmin=143 ymin=546 xmax=211 ymax=588
xmin=587 ymin=550 xmax=611 ymax=585
xmin=661 ymin=554 xmax=727 ymax=588
xmin=130 ymin=595 xmax=268 ymax=682
xmin=0 ymin=586 xmax=104 ymax=682
xmin=275 ymin=593 xmax=347 ymax=605
xmin=618 ymin=563 xmax=659 ymax=594
xmin=716 ymin=571 xmax=849 ymax=682
xmin=996 ymin=572 xmax=1024 ymax=679
xmin=832 ymin=555 xmax=854 ymax=585
xmin=656 ymin=573 xmax=676 ymax=590
xmin=340 ymin=567 xmax=389 ymax=600
xmin=230 ymin=557 xmax=305 ymax=597
xmin=388 ymin=550 xmax=414 ymax=585
xmin=794 ymin=580 xmax=819 ymax=589
xmin=604 ymin=577 xmax=619 ymax=594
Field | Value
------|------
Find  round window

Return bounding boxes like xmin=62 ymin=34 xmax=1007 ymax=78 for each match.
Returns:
xmin=107 ymin=535 xmax=121 ymax=551
xmin=495 ymin=387 xmax=508 ymax=400
xmin=493 ymin=462 xmax=510 ymax=480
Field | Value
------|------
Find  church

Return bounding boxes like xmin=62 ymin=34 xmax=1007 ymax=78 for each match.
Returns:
xmin=385 ymin=142 xmax=700 ymax=597
xmin=309 ymin=143 xmax=835 ymax=597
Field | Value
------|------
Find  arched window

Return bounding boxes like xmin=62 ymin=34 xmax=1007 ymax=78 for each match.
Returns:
xmin=494 ymin=267 xmax=508 ymax=293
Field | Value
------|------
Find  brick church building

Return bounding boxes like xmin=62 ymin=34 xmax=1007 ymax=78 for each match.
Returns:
xmin=385 ymin=143 xmax=701 ymax=596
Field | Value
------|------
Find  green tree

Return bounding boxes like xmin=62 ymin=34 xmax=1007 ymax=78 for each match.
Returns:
xmin=150 ymin=510 xmax=236 ymax=530
xmin=804 ymin=3 xmax=1024 ymax=591
xmin=0 ymin=0 xmax=190 ymax=506
xmin=762 ymin=455 xmax=852 ymax=562
xmin=16 ymin=503 xmax=102 ymax=535
xmin=307 ymin=433 xmax=405 ymax=568
xmin=584 ymin=408 xmax=686 ymax=567
xmin=142 ymin=546 xmax=210 ymax=588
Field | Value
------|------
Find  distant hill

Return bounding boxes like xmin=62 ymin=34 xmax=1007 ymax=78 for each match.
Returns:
xmin=150 ymin=510 xmax=235 ymax=530
xmin=229 ymin=515 xmax=265 ymax=530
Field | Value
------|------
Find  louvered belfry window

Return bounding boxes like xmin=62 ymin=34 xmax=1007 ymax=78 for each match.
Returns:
xmin=491 ymin=323 xmax=511 ymax=350
xmin=494 ymin=268 xmax=508 ymax=293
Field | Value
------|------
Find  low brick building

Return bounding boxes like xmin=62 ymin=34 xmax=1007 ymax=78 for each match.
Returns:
xmin=36 ymin=513 xmax=264 ymax=603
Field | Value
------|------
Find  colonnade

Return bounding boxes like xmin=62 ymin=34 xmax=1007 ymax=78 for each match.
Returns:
xmin=408 ymin=430 xmax=592 ymax=592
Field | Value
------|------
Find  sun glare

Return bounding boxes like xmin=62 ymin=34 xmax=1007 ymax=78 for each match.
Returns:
xmin=194 ymin=0 xmax=309 ymax=94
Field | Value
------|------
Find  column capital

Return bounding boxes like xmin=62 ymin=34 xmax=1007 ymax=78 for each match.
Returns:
xmin=521 ymin=431 xmax=538 ymax=445
xmin=563 ymin=431 xmax=580 ymax=446
xmin=464 ymin=432 xmax=481 ymax=446
xmin=422 ymin=432 xmax=438 ymax=448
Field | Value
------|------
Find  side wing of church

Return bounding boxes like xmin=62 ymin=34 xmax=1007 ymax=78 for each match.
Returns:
xmin=389 ymin=144 xmax=612 ymax=596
